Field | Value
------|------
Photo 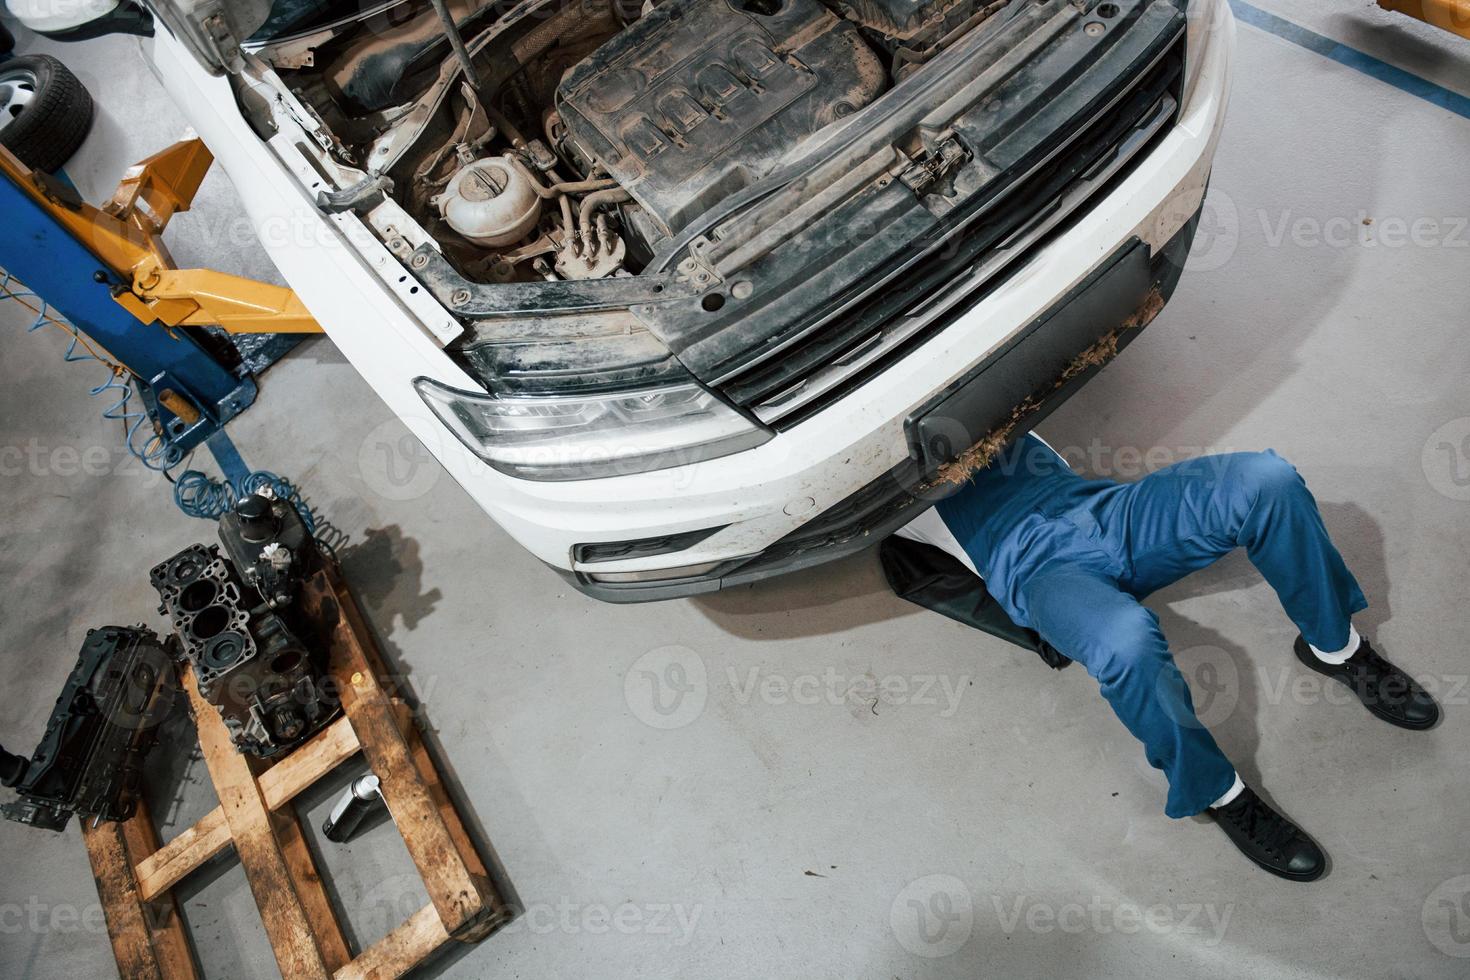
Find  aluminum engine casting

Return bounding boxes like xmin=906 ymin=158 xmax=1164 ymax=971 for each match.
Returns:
xmin=151 ymin=491 xmax=338 ymax=757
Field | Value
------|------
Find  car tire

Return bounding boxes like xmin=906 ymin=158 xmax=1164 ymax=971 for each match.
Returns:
xmin=0 ymin=54 xmax=95 ymax=173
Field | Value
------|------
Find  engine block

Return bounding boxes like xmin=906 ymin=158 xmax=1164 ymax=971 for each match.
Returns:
xmin=0 ymin=627 xmax=177 ymax=832
xmin=151 ymin=493 xmax=337 ymax=757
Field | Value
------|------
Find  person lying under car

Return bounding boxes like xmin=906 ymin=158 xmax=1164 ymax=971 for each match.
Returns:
xmin=888 ymin=431 xmax=1438 ymax=881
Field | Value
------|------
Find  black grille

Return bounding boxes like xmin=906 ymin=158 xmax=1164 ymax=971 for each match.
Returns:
xmin=574 ymin=525 xmax=728 ymax=564
xmin=717 ymin=37 xmax=1185 ymax=429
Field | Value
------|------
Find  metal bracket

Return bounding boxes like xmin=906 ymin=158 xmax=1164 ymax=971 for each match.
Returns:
xmin=898 ymin=132 xmax=971 ymax=195
xmin=407 ymin=242 xmax=694 ymax=319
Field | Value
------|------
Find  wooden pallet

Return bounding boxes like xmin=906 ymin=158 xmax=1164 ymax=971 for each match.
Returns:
xmin=82 ymin=562 xmax=511 ymax=979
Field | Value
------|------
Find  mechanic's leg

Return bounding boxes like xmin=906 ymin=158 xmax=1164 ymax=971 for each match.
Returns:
xmin=1110 ymin=450 xmax=1367 ymax=652
xmin=1022 ymin=565 xmax=1236 ymax=818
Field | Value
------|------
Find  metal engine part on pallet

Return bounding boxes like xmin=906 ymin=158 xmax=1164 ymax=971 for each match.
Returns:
xmin=151 ymin=490 xmax=338 ymax=757
xmin=0 ymin=626 xmax=178 ymax=832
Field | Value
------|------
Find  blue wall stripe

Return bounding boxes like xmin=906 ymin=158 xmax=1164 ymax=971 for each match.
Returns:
xmin=1229 ymin=0 xmax=1470 ymax=120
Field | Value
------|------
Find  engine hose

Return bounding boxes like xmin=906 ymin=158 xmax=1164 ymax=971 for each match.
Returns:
xmin=508 ymin=155 xmax=616 ymax=200
xmin=559 ymin=194 xmax=575 ymax=245
xmin=579 ymin=188 xmax=633 ymax=250
xmin=544 ymin=176 xmax=618 ymax=198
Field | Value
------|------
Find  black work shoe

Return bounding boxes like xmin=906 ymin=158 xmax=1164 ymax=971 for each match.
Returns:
xmin=1293 ymin=636 xmax=1440 ymax=730
xmin=1210 ymin=787 xmax=1326 ymax=882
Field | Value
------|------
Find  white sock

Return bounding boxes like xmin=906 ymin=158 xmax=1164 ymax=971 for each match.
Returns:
xmin=1210 ymin=773 xmax=1246 ymax=810
xmin=1309 ymin=624 xmax=1362 ymax=665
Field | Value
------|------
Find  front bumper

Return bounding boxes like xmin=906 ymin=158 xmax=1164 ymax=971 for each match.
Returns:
xmin=570 ymin=207 xmax=1203 ymax=601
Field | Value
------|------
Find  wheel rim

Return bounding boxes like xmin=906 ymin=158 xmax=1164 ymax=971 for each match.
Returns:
xmin=0 ymin=68 xmax=39 ymax=137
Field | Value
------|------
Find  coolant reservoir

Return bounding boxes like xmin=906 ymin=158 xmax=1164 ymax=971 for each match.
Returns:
xmin=435 ymin=156 xmax=541 ymax=248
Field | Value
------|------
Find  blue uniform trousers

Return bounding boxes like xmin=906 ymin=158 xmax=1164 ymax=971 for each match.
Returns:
xmin=935 ymin=437 xmax=1367 ymax=817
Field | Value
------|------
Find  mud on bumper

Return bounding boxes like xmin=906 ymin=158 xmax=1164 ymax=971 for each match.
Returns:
xmin=563 ymin=206 xmax=1203 ymax=603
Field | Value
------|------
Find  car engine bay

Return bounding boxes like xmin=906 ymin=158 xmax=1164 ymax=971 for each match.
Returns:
xmin=244 ymin=0 xmax=1013 ymax=285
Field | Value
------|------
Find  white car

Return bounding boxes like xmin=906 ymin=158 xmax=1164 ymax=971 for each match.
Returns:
xmin=13 ymin=0 xmax=1233 ymax=601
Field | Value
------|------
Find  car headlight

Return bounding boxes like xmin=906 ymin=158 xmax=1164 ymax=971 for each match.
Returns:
xmin=414 ymin=377 xmax=771 ymax=481
xmin=1183 ymin=0 xmax=1229 ymax=112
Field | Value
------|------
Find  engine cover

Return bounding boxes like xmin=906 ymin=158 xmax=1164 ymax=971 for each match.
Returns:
xmin=557 ymin=0 xmax=886 ymax=245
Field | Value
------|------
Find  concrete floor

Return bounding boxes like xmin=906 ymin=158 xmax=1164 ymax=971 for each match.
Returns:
xmin=3 ymin=4 xmax=1469 ymax=978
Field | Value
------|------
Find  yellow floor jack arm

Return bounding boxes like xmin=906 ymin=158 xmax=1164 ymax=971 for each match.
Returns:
xmin=1 ymin=138 xmax=323 ymax=335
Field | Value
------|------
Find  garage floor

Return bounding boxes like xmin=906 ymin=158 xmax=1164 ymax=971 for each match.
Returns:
xmin=3 ymin=3 xmax=1469 ymax=978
